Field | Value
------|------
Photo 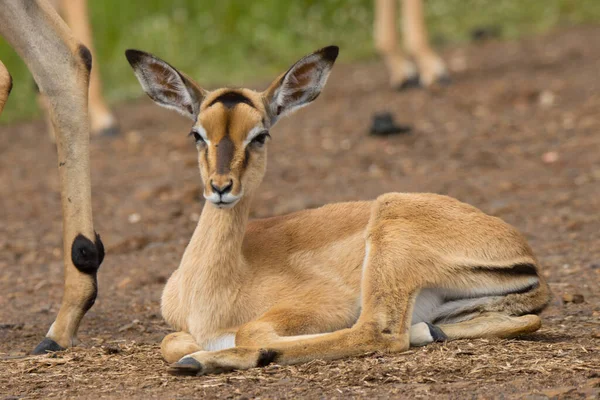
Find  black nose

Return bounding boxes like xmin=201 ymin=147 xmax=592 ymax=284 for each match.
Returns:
xmin=210 ymin=180 xmax=233 ymax=195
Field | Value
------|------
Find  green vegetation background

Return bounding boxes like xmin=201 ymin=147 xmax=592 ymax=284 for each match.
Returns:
xmin=1 ymin=0 xmax=599 ymax=122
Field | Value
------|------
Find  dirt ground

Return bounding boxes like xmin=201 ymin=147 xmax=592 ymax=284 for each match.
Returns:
xmin=1 ymin=26 xmax=599 ymax=399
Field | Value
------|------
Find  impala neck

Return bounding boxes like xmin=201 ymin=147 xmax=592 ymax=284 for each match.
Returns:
xmin=179 ymin=194 xmax=253 ymax=279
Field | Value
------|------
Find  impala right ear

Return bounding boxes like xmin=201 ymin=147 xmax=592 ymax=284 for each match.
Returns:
xmin=125 ymin=49 xmax=206 ymax=120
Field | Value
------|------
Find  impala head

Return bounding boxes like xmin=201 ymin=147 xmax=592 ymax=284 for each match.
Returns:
xmin=126 ymin=46 xmax=339 ymax=208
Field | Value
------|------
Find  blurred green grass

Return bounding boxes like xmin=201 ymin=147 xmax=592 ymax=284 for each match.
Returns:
xmin=1 ymin=0 xmax=599 ymax=123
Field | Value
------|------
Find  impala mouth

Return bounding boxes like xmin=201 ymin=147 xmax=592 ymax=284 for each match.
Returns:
xmin=214 ymin=199 xmax=237 ymax=209
xmin=204 ymin=191 xmax=241 ymax=208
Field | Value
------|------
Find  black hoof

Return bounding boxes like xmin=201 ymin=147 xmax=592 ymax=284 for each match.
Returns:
xmin=394 ymin=75 xmax=421 ymax=91
xmin=471 ymin=26 xmax=501 ymax=42
xmin=436 ymin=74 xmax=452 ymax=87
xmin=425 ymin=322 xmax=448 ymax=342
xmin=32 ymin=337 xmax=65 ymax=355
xmin=95 ymin=125 xmax=120 ymax=137
xmin=168 ymin=357 xmax=203 ymax=376
xmin=369 ymin=112 xmax=412 ymax=136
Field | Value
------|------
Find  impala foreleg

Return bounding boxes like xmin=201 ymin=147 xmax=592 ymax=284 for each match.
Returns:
xmin=162 ymin=332 xmax=203 ymax=364
xmin=169 ymin=237 xmax=424 ymax=375
xmin=0 ymin=0 xmax=103 ymax=353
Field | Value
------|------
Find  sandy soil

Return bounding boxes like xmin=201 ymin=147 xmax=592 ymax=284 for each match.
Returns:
xmin=1 ymin=26 xmax=599 ymax=399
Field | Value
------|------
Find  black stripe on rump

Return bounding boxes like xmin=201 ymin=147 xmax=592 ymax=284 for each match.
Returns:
xmin=472 ymin=263 xmax=538 ymax=276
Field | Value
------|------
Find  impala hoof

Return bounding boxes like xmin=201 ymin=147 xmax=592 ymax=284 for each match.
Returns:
xmin=96 ymin=125 xmax=120 ymax=137
xmin=436 ymin=74 xmax=452 ymax=87
xmin=168 ymin=357 xmax=203 ymax=376
xmin=394 ymin=75 xmax=421 ymax=91
xmin=32 ymin=337 xmax=64 ymax=355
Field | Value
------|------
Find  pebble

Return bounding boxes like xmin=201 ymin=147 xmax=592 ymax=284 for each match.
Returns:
xmin=542 ymin=151 xmax=559 ymax=163
xmin=562 ymin=293 xmax=585 ymax=304
xmin=128 ymin=213 xmax=141 ymax=224
xmin=538 ymin=90 xmax=555 ymax=107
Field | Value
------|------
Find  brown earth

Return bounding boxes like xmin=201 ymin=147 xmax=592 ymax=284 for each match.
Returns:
xmin=1 ymin=26 xmax=599 ymax=399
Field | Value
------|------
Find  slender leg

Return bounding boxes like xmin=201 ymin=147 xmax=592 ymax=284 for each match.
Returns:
xmin=162 ymin=296 xmax=360 ymax=363
xmin=170 ymin=235 xmax=422 ymax=375
xmin=162 ymin=332 xmax=203 ymax=364
xmin=402 ymin=0 xmax=449 ymax=86
xmin=374 ymin=0 xmax=419 ymax=90
xmin=0 ymin=0 xmax=104 ymax=353
xmin=410 ymin=313 xmax=541 ymax=346
xmin=0 ymin=60 xmax=11 ymax=115
xmin=59 ymin=0 xmax=118 ymax=136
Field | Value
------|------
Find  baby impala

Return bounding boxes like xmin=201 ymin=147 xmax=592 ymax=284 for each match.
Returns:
xmin=125 ymin=46 xmax=550 ymax=375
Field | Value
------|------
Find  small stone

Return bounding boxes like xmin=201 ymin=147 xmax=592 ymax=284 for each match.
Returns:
xmin=542 ymin=151 xmax=559 ymax=164
xmin=562 ymin=293 xmax=584 ymax=304
xmin=538 ymin=90 xmax=555 ymax=107
xmin=128 ymin=213 xmax=141 ymax=224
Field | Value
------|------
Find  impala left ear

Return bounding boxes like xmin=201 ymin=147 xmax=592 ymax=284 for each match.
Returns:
xmin=263 ymin=45 xmax=339 ymax=125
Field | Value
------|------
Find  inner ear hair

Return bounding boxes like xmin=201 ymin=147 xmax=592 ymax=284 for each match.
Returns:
xmin=264 ymin=45 xmax=339 ymax=123
xmin=125 ymin=49 xmax=205 ymax=120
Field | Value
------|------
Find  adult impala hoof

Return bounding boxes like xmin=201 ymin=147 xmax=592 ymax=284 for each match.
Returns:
xmin=435 ymin=73 xmax=452 ymax=87
xmin=95 ymin=125 xmax=120 ymax=137
xmin=32 ymin=337 xmax=64 ymax=355
xmin=393 ymin=75 xmax=421 ymax=91
xmin=168 ymin=357 xmax=203 ymax=376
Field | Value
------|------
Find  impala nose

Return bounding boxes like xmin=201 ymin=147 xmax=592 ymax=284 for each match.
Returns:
xmin=210 ymin=179 xmax=233 ymax=195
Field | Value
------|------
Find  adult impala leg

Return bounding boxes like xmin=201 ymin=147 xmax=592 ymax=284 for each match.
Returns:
xmin=0 ymin=60 xmax=11 ymax=115
xmin=374 ymin=0 xmax=419 ymax=89
xmin=402 ymin=0 xmax=449 ymax=86
xmin=0 ymin=0 xmax=103 ymax=353
xmin=59 ymin=0 xmax=118 ymax=136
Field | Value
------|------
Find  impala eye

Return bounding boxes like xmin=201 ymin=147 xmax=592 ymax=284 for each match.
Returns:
xmin=190 ymin=130 xmax=205 ymax=144
xmin=250 ymin=131 xmax=270 ymax=147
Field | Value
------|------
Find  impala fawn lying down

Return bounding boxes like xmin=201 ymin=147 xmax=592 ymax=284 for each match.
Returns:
xmin=126 ymin=45 xmax=550 ymax=375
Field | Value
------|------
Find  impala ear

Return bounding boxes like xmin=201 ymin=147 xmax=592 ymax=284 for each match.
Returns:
xmin=125 ymin=49 xmax=206 ymax=120
xmin=263 ymin=45 xmax=339 ymax=125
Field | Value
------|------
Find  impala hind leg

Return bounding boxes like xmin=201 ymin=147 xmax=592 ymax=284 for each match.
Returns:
xmin=41 ymin=0 xmax=118 ymax=139
xmin=59 ymin=0 xmax=118 ymax=136
xmin=410 ymin=313 xmax=542 ymax=346
xmin=375 ymin=0 xmax=419 ymax=90
xmin=0 ymin=0 xmax=103 ymax=353
xmin=402 ymin=0 xmax=449 ymax=87
xmin=0 ymin=60 xmax=11 ymax=115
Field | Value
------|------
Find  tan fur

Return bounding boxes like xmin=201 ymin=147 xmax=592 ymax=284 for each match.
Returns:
xmin=1 ymin=0 xmax=99 ymax=352
xmin=375 ymin=0 xmax=448 ymax=88
xmin=41 ymin=0 xmax=117 ymax=137
xmin=0 ymin=60 xmax=11 ymax=115
xmin=126 ymin=47 xmax=550 ymax=374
